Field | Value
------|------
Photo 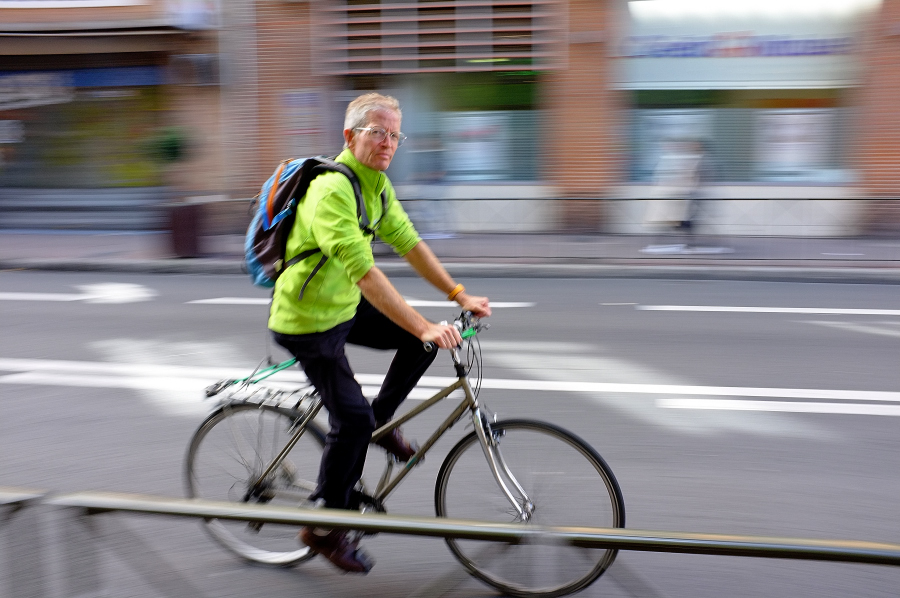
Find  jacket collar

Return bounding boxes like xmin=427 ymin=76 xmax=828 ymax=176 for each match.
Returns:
xmin=336 ymin=149 xmax=385 ymax=198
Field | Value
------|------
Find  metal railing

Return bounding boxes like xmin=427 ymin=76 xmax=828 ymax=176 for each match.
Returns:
xmin=4 ymin=487 xmax=900 ymax=567
xmin=0 ymin=487 xmax=45 ymax=508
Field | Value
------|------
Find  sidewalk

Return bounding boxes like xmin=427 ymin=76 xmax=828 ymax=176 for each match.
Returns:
xmin=1 ymin=229 xmax=900 ymax=283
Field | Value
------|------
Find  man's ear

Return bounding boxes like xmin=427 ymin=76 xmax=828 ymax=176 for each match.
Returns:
xmin=343 ymin=128 xmax=354 ymax=147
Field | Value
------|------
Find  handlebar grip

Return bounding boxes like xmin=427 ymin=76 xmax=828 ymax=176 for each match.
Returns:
xmin=424 ymin=319 xmax=450 ymax=352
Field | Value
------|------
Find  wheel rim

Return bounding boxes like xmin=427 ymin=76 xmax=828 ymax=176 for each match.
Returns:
xmin=436 ymin=420 xmax=624 ymax=598
xmin=185 ymin=403 xmax=324 ymax=565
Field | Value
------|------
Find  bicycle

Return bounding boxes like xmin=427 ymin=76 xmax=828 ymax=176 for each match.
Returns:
xmin=184 ymin=312 xmax=625 ymax=598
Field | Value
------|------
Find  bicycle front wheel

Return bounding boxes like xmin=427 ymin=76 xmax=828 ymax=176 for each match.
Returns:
xmin=435 ymin=419 xmax=625 ymax=598
xmin=184 ymin=402 xmax=325 ymax=566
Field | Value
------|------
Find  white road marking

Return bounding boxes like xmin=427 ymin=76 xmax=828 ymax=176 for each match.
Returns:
xmin=477 ymin=379 xmax=900 ymax=403
xmin=481 ymin=341 xmax=875 ymax=436
xmin=3 ymin=357 xmax=896 ymax=402
xmin=0 ymin=283 xmax=156 ymax=304
xmin=2 ymin=357 xmax=896 ymax=421
xmin=0 ymin=292 xmax=84 ymax=302
xmin=0 ymin=357 xmax=448 ymax=388
xmin=77 ymin=283 xmax=157 ymax=304
xmin=0 ymin=358 xmax=291 ymax=381
xmin=804 ymin=320 xmax=900 ymax=340
xmin=405 ymin=300 xmax=535 ymax=308
xmin=660 ymin=398 xmax=900 ymax=417
xmin=188 ymin=297 xmax=270 ymax=305
xmin=636 ymin=305 xmax=900 ymax=316
xmin=0 ymin=372 xmax=211 ymax=392
xmin=187 ymin=297 xmax=535 ymax=308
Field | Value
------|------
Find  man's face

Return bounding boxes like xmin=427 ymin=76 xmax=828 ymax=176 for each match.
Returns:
xmin=345 ymin=108 xmax=401 ymax=171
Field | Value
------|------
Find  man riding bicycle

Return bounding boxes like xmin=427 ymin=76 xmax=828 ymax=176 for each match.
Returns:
xmin=269 ymin=93 xmax=491 ymax=573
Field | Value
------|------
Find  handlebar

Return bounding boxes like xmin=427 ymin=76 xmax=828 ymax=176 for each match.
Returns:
xmin=423 ymin=311 xmax=488 ymax=352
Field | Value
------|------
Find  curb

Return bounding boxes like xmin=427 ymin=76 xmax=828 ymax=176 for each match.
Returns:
xmin=4 ymin=258 xmax=900 ymax=284
xmin=0 ymin=258 xmax=243 ymax=275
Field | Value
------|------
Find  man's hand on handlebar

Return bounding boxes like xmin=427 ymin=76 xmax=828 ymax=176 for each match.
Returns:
xmin=455 ymin=293 xmax=491 ymax=318
xmin=421 ymin=321 xmax=462 ymax=349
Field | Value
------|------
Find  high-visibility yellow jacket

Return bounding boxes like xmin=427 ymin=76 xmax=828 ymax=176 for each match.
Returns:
xmin=268 ymin=149 xmax=420 ymax=335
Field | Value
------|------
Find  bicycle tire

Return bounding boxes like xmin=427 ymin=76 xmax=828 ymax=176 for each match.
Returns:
xmin=435 ymin=419 xmax=625 ymax=598
xmin=184 ymin=402 xmax=326 ymax=566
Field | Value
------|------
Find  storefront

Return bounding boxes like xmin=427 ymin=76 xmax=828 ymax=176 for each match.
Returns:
xmin=296 ymin=0 xmax=562 ymax=231
xmin=0 ymin=0 xmax=219 ymax=230
xmin=610 ymin=0 xmax=881 ymax=235
xmin=0 ymin=67 xmax=168 ymax=189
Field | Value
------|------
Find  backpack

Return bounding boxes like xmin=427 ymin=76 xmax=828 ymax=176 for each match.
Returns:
xmin=244 ymin=156 xmax=387 ymax=295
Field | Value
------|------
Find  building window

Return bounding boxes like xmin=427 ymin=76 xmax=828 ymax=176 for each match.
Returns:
xmin=628 ymin=90 xmax=851 ymax=184
xmin=315 ymin=1 xmax=563 ymax=76
xmin=0 ymin=67 xmax=166 ymax=188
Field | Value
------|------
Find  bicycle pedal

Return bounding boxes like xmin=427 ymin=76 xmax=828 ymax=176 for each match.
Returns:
xmin=350 ymin=490 xmax=384 ymax=512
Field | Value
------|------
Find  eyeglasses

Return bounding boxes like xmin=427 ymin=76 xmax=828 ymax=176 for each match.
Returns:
xmin=355 ymin=127 xmax=407 ymax=147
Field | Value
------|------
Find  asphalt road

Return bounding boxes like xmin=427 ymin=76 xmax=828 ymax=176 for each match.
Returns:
xmin=1 ymin=271 xmax=899 ymax=598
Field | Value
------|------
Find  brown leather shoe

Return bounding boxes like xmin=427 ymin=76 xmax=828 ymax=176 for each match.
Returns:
xmin=299 ymin=527 xmax=373 ymax=574
xmin=373 ymin=426 xmax=418 ymax=462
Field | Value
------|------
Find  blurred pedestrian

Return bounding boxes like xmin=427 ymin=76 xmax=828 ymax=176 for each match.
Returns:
xmin=269 ymin=92 xmax=491 ymax=573
xmin=409 ymin=133 xmax=453 ymax=239
xmin=641 ymin=139 xmax=708 ymax=254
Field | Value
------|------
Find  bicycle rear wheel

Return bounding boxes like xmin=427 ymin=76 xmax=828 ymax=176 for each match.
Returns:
xmin=184 ymin=402 xmax=325 ymax=566
xmin=435 ymin=419 xmax=625 ymax=598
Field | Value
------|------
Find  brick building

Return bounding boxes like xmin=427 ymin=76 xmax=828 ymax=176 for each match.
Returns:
xmin=1 ymin=0 xmax=898 ymax=235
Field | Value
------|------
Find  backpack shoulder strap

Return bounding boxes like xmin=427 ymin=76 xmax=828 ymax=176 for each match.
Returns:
xmin=310 ymin=157 xmax=370 ymax=231
xmin=282 ymin=247 xmax=321 ymax=272
xmin=280 ymin=159 xmax=391 ymax=300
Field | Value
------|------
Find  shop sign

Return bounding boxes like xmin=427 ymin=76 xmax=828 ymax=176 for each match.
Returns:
xmin=623 ymin=34 xmax=854 ymax=59
xmin=618 ymin=0 xmax=879 ymax=89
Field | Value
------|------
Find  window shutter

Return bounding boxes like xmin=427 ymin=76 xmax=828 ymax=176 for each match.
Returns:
xmin=314 ymin=1 xmax=564 ymax=76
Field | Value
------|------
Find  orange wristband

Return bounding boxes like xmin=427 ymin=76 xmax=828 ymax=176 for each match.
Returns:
xmin=447 ymin=284 xmax=465 ymax=301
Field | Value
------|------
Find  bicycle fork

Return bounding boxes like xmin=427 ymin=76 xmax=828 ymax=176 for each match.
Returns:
xmin=471 ymin=409 xmax=535 ymax=522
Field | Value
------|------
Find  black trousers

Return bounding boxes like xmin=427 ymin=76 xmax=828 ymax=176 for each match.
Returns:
xmin=272 ymin=298 xmax=437 ymax=510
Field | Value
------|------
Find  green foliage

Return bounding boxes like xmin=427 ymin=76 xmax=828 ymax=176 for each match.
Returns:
xmin=147 ymin=126 xmax=188 ymax=163
xmin=431 ymin=73 xmax=538 ymax=111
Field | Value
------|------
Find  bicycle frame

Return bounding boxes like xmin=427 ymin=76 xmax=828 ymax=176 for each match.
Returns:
xmin=248 ymin=344 xmax=532 ymax=520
